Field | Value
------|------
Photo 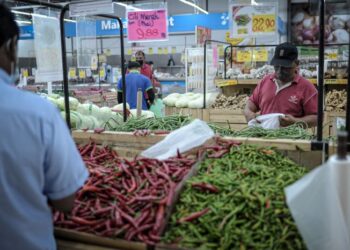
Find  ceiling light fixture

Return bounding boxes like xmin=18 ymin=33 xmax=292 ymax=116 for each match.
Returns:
xmin=178 ymin=0 xmax=208 ymax=15
xmin=15 ymin=20 xmax=32 ymax=25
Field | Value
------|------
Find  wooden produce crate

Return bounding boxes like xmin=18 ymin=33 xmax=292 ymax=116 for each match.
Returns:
xmin=203 ymin=109 xmax=247 ymax=131
xmin=72 ymin=130 xmax=166 ymax=158
xmin=55 ymin=228 xmax=146 ymax=250
xmin=324 ymin=111 xmax=346 ymax=138
xmin=165 ymin=106 xmax=203 ymax=120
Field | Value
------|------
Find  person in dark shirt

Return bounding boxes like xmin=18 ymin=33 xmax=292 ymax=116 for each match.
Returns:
xmin=117 ymin=61 xmax=155 ymax=110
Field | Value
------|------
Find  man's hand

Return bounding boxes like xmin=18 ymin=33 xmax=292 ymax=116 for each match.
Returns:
xmin=246 ymin=112 xmax=258 ymax=122
xmin=279 ymin=114 xmax=298 ymax=127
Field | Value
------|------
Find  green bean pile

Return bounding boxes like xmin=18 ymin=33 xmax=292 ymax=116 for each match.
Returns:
xmin=163 ymin=145 xmax=307 ymax=250
xmin=104 ymin=115 xmax=192 ymax=132
xmin=209 ymin=122 xmax=314 ymax=140
xmin=104 ymin=114 xmax=313 ymax=140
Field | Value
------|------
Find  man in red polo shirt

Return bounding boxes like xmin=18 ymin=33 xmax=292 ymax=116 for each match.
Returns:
xmin=244 ymin=43 xmax=318 ymax=127
xmin=135 ymin=51 xmax=161 ymax=91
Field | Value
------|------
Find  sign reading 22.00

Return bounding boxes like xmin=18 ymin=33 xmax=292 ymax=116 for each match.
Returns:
xmin=127 ymin=9 xmax=168 ymax=42
xmin=230 ymin=4 xmax=277 ymax=38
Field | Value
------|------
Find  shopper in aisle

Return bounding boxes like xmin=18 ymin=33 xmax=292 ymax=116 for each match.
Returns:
xmin=244 ymin=42 xmax=318 ymax=127
xmin=0 ymin=4 xmax=88 ymax=250
xmin=135 ymin=50 xmax=161 ymax=91
xmin=117 ymin=61 xmax=155 ymax=110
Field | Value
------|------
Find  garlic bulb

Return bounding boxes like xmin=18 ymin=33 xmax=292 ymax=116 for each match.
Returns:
xmin=332 ymin=29 xmax=350 ymax=43
xmin=292 ymin=11 xmax=305 ymax=24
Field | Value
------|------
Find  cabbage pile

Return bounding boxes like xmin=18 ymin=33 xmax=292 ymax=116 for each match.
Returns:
xmin=43 ymin=94 xmax=123 ymax=130
xmin=163 ymin=92 xmax=219 ymax=108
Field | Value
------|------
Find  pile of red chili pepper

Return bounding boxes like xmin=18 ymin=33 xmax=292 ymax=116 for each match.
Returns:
xmin=54 ymin=140 xmax=199 ymax=245
xmin=54 ymin=138 xmax=239 ymax=245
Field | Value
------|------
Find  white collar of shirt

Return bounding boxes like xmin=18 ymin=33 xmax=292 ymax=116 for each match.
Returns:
xmin=273 ymin=78 xmax=292 ymax=95
xmin=0 ymin=68 xmax=12 ymax=85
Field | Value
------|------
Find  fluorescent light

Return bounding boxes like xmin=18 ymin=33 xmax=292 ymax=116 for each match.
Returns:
xmin=115 ymin=2 xmax=142 ymax=11
xmin=64 ymin=19 xmax=76 ymax=23
xmin=12 ymin=10 xmax=76 ymax=23
xmin=12 ymin=10 xmax=31 ymax=16
xmin=16 ymin=20 xmax=32 ymax=24
xmin=178 ymin=0 xmax=208 ymax=14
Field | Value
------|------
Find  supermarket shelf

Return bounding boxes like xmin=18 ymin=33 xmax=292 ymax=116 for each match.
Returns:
xmin=215 ymin=78 xmax=348 ymax=87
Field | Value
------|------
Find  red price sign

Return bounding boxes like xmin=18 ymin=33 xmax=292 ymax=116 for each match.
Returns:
xmin=252 ymin=14 xmax=275 ymax=33
xmin=127 ymin=9 xmax=168 ymax=42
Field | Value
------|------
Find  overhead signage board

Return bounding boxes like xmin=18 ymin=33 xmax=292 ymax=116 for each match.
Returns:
xmin=127 ymin=9 xmax=168 ymax=42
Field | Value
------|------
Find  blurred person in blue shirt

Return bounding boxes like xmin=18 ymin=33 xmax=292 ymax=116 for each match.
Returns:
xmin=117 ymin=61 xmax=155 ymax=110
xmin=0 ymin=4 xmax=88 ymax=250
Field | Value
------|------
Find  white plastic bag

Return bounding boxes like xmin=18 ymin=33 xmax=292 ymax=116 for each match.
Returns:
xmin=248 ymin=113 xmax=285 ymax=129
xmin=141 ymin=119 xmax=215 ymax=160
xmin=285 ymin=155 xmax=350 ymax=250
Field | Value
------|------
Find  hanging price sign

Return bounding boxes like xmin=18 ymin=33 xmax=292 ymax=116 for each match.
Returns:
xmin=252 ymin=15 xmax=276 ymax=33
xmin=237 ymin=50 xmax=252 ymax=62
xmin=127 ymin=9 xmax=168 ymax=42
xmin=148 ymin=47 xmax=154 ymax=55
xmin=230 ymin=4 xmax=277 ymax=38
xmin=252 ymin=49 xmax=268 ymax=62
xmin=164 ymin=47 xmax=169 ymax=55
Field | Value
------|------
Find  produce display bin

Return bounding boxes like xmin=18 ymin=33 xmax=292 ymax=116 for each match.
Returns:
xmin=164 ymin=107 xmax=204 ymax=120
xmin=202 ymin=109 xmax=247 ymax=131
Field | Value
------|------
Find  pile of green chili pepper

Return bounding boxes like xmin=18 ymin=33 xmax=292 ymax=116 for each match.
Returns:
xmin=163 ymin=144 xmax=307 ymax=250
xmin=104 ymin=115 xmax=192 ymax=132
xmin=209 ymin=122 xmax=314 ymax=140
xmin=104 ymin=114 xmax=313 ymax=140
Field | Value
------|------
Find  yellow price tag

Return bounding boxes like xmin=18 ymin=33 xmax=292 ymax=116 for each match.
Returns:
xmin=22 ymin=69 xmax=29 ymax=78
xmin=252 ymin=49 xmax=268 ymax=62
xmin=326 ymin=53 xmax=338 ymax=60
xmin=171 ymin=47 xmax=177 ymax=54
xmin=158 ymin=47 xmax=163 ymax=55
xmin=79 ymin=69 xmax=86 ymax=79
xmin=237 ymin=50 xmax=252 ymax=62
xmin=164 ymin=47 xmax=169 ymax=55
xmin=218 ymin=45 xmax=224 ymax=57
xmin=148 ymin=48 xmax=153 ymax=55
xmin=226 ymin=37 xmax=245 ymax=45
xmin=252 ymin=14 xmax=276 ymax=33
xmin=99 ymin=68 xmax=105 ymax=78
xmin=69 ymin=68 xmax=76 ymax=78
xmin=127 ymin=49 xmax=132 ymax=55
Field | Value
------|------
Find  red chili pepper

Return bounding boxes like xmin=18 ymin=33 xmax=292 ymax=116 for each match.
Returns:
xmin=153 ymin=204 xmax=165 ymax=232
xmin=167 ymin=182 xmax=176 ymax=206
xmin=80 ymin=141 xmax=92 ymax=156
xmin=71 ymin=216 xmax=101 ymax=226
xmin=155 ymin=169 xmax=172 ymax=182
xmin=94 ymin=206 xmax=114 ymax=215
xmin=266 ymin=199 xmax=271 ymax=209
xmin=91 ymin=152 xmax=109 ymax=161
xmin=115 ymin=209 xmax=123 ymax=226
xmin=117 ymin=208 xmax=138 ymax=228
xmin=178 ymin=208 xmax=211 ymax=223
xmin=143 ymin=168 xmax=157 ymax=186
xmin=127 ymin=176 xmax=137 ymax=193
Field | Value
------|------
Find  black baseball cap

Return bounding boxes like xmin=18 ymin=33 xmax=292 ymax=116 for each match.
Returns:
xmin=270 ymin=43 xmax=298 ymax=67
xmin=128 ymin=61 xmax=141 ymax=69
